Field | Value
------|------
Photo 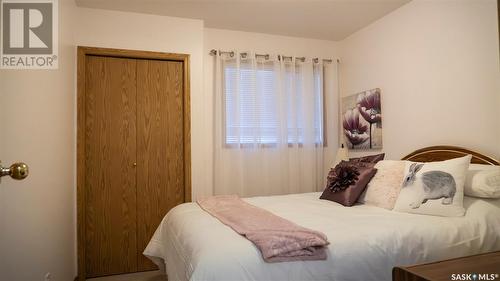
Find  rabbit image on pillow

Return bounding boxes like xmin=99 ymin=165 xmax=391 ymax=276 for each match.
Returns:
xmin=394 ymin=155 xmax=470 ymax=217
xmin=402 ymin=163 xmax=457 ymax=209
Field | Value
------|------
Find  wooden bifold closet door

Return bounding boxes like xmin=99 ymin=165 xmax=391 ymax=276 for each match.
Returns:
xmin=80 ymin=49 xmax=189 ymax=278
xmin=136 ymin=59 xmax=185 ymax=271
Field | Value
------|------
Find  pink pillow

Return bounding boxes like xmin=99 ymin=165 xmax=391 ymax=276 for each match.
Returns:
xmin=358 ymin=160 xmax=406 ymax=209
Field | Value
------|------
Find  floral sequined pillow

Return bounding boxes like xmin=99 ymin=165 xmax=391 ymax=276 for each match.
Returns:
xmin=320 ymin=161 xmax=377 ymax=206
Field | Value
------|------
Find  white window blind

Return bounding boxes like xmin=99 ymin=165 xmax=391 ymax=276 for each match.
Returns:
xmin=223 ymin=59 xmax=324 ymax=145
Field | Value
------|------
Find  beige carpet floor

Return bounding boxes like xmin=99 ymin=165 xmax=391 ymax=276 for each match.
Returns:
xmin=86 ymin=271 xmax=167 ymax=281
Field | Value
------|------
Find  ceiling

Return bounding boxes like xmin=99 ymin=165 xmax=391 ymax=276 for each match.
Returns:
xmin=75 ymin=0 xmax=411 ymax=41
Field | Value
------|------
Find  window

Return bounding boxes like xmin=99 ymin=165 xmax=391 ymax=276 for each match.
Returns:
xmin=223 ymin=59 xmax=324 ymax=146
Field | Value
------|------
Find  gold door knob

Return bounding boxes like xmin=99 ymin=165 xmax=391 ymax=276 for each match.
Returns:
xmin=0 ymin=162 xmax=29 ymax=180
xmin=133 ymin=162 xmax=137 ymax=167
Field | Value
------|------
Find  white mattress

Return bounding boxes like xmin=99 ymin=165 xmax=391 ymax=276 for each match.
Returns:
xmin=144 ymin=192 xmax=500 ymax=281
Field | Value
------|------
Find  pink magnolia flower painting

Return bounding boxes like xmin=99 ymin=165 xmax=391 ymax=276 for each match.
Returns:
xmin=342 ymin=88 xmax=382 ymax=149
xmin=343 ymin=108 xmax=369 ymax=147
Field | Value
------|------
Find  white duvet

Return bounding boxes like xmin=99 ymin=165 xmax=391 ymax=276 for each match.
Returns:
xmin=144 ymin=192 xmax=500 ymax=281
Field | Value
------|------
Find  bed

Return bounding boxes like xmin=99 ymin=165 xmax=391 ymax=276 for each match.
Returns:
xmin=144 ymin=146 xmax=500 ymax=281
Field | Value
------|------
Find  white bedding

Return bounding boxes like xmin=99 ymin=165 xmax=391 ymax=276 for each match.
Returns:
xmin=144 ymin=192 xmax=500 ymax=281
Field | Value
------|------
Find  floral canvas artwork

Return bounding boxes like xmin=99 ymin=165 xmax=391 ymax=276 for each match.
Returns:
xmin=342 ymin=88 xmax=382 ymax=150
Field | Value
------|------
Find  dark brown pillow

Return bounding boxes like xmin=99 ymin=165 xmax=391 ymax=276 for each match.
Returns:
xmin=320 ymin=161 xmax=377 ymax=206
xmin=350 ymin=153 xmax=385 ymax=163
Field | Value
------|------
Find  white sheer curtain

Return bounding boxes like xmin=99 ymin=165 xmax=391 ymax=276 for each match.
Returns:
xmin=214 ymin=51 xmax=325 ymax=197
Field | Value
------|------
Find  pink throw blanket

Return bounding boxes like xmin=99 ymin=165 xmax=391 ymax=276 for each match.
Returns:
xmin=197 ymin=195 xmax=329 ymax=263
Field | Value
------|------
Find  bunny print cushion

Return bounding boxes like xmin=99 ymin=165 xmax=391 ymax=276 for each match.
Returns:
xmin=393 ymin=155 xmax=472 ymax=217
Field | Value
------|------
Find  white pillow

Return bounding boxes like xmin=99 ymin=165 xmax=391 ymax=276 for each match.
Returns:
xmin=358 ymin=160 xmax=406 ymax=210
xmin=464 ymin=164 xmax=500 ymax=198
xmin=393 ymin=155 xmax=471 ymax=217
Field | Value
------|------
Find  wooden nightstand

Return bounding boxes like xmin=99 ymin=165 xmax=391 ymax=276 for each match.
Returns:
xmin=393 ymin=251 xmax=500 ymax=281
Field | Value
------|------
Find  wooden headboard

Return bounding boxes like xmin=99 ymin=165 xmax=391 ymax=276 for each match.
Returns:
xmin=402 ymin=145 xmax=499 ymax=165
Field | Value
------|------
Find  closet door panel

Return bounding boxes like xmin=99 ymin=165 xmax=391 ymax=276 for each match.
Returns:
xmin=136 ymin=59 xmax=185 ymax=271
xmin=85 ymin=56 xmax=138 ymax=277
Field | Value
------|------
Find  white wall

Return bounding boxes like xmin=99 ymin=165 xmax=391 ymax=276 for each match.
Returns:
xmin=0 ymin=1 xmax=77 ymax=280
xmin=203 ymin=28 xmax=340 ymax=195
xmin=339 ymin=0 xmax=500 ymax=160
xmin=0 ymin=1 xmax=205 ymax=280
